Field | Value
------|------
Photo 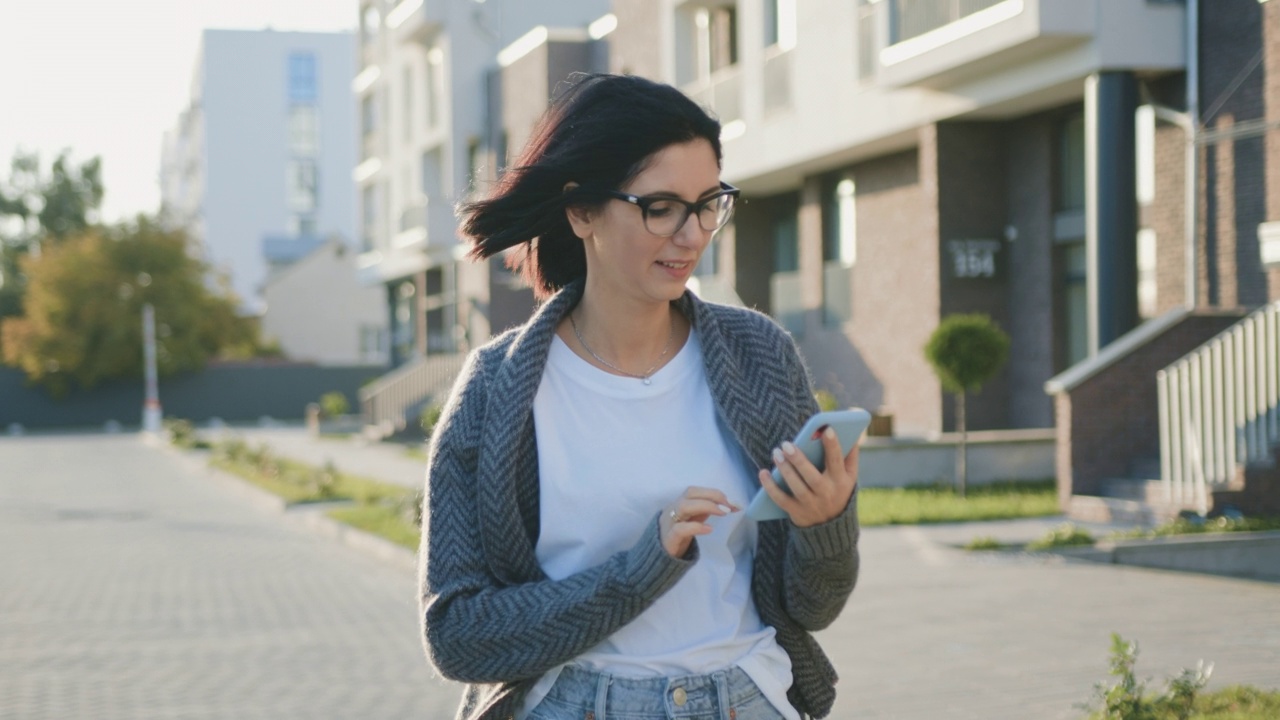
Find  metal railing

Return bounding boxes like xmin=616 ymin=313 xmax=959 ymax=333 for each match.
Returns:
xmin=1158 ymin=301 xmax=1280 ymax=513
xmin=360 ymin=352 xmax=467 ymax=436
xmin=890 ymin=0 xmax=1009 ymax=44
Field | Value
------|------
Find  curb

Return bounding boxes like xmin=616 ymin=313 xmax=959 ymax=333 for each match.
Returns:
xmin=151 ymin=438 xmax=418 ymax=575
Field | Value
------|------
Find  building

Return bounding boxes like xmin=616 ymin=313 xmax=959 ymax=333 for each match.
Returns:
xmin=352 ymin=0 xmax=610 ymax=370
xmin=161 ymin=29 xmax=358 ymax=314
xmin=261 ymin=237 xmax=388 ymax=366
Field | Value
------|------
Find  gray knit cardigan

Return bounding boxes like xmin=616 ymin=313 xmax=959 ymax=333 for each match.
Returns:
xmin=419 ymin=279 xmax=860 ymax=720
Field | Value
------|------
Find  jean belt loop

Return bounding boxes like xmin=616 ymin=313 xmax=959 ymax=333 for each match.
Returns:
xmin=714 ymin=669 xmax=732 ymax=720
xmin=593 ymin=669 xmax=609 ymax=720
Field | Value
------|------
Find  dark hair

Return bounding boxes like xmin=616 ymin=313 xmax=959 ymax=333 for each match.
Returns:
xmin=459 ymin=73 xmax=723 ymax=298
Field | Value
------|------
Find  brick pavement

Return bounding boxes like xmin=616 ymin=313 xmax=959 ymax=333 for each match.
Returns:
xmin=3 ymin=432 xmax=1278 ymax=719
xmin=0 ymin=433 xmax=458 ymax=720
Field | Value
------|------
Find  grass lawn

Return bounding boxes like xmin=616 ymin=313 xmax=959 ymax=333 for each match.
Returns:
xmin=211 ymin=456 xmax=412 ymax=506
xmin=858 ymin=480 xmax=1059 ymax=527
xmin=327 ymin=504 xmax=420 ymax=550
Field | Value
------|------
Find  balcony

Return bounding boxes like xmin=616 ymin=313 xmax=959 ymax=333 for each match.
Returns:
xmin=875 ymin=0 xmax=1114 ymax=89
xmin=385 ymin=0 xmax=445 ymax=44
xmin=762 ymin=47 xmax=793 ymax=115
xmin=682 ymin=65 xmax=743 ymax=124
xmin=393 ymin=196 xmax=459 ymax=258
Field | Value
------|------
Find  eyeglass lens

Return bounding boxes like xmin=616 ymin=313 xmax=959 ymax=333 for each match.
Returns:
xmin=643 ymin=194 xmax=735 ymax=236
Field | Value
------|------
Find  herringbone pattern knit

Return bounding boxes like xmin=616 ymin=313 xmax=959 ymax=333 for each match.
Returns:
xmin=419 ymin=280 xmax=860 ymax=720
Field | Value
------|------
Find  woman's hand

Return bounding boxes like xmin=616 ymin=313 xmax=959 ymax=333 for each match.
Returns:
xmin=659 ymin=486 xmax=739 ymax=558
xmin=758 ymin=427 xmax=860 ymax=528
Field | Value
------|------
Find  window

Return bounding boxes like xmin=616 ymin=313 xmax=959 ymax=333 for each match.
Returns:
xmin=1136 ymin=105 xmax=1155 ymax=206
xmin=288 ymin=53 xmax=317 ymax=104
xmin=763 ymin=0 xmax=795 ymax=49
xmin=421 ymin=148 xmax=443 ymax=199
xmin=287 ymin=160 xmax=318 ymax=212
xmin=466 ymin=137 xmax=482 ymax=194
xmin=770 ymin=210 xmax=804 ymax=336
xmin=289 ymin=214 xmax=317 ymax=237
xmin=1057 ymin=112 xmax=1085 ymax=212
xmin=856 ymin=0 xmax=881 ymax=82
xmin=425 ymin=47 xmax=443 ymax=130
xmin=1137 ymin=228 xmax=1157 ymax=319
xmin=362 ymin=95 xmax=378 ymax=136
xmin=362 ymin=4 xmax=381 ymax=45
xmin=403 ymin=65 xmax=415 ymax=142
xmin=288 ymin=106 xmax=319 ymax=155
xmin=1064 ymin=242 xmax=1088 ymax=366
xmin=823 ymin=176 xmax=856 ymax=327
xmin=362 ymin=184 xmax=378 ymax=251
xmin=680 ymin=3 xmax=739 ymax=84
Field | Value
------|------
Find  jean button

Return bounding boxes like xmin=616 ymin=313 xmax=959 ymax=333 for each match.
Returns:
xmin=672 ymin=687 xmax=688 ymax=706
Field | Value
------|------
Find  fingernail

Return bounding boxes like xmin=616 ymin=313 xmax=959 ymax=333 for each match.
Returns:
xmin=782 ymin=441 xmax=797 ymax=455
xmin=824 ymin=427 xmax=836 ymax=439
xmin=772 ymin=448 xmax=785 ymax=464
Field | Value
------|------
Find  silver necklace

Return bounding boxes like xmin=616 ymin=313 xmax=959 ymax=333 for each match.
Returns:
xmin=569 ymin=310 xmax=675 ymax=385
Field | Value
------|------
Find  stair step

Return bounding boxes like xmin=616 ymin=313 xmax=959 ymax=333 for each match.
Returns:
xmin=1101 ymin=478 xmax=1168 ymax=503
xmin=1067 ymin=495 xmax=1187 ymax=527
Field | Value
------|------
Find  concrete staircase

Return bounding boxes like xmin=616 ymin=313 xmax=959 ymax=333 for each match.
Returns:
xmin=1067 ymin=457 xmax=1193 ymax=527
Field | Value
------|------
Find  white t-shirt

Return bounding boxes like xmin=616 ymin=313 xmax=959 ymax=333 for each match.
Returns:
xmin=518 ymin=329 xmax=800 ymax=720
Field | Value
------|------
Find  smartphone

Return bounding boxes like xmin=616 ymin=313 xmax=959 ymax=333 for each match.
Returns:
xmin=746 ymin=408 xmax=872 ymax=521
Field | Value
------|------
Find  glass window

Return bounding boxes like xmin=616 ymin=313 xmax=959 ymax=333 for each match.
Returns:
xmin=1058 ymin=112 xmax=1085 ymax=212
xmin=425 ymin=47 xmax=443 ymax=129
xmin=1137 ymin=228 xmax=1157 ymax=319
xmin=1064 ymin=242 xmax=1088 ymax=366
xmin=362 ymin=4 xmax=381 ymax=45
xmin=1136 ymin=105 xmax=1155 ymax=206
xmin=403 ymin=65 xmax=415 ymax=142
xmin=709 ymin=6 xmax=738 ymax=73
xmin=856 ymin=1 xmax=881 ymax=82
xmin=288 ymin=53 xmax=317 ymax=104
xmin=287 ymin=160 xmax=318 ymax=212
xmin=764 ymin=0 xmax=795 ymax=49
xmin=361 ymin=184 xmax=378 ymax=251
xmin=288 ymin=105 xmax=319 ymax=155
xmin=362 ymin=95 xmax=378 ymax=136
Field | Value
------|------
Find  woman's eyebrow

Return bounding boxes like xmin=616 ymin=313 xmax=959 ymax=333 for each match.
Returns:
xmin=637 ymin=184 xmax=724 ymax=200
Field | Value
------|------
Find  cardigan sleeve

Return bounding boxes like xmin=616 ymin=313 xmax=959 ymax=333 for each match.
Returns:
xmin=777 ymin=335 xmax=862 ymax=632
xmin=418 ymin=350 xmax=698 ymax=684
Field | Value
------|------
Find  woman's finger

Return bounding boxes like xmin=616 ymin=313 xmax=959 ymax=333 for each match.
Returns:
xmin=773 ymin=445 xmax=815 ymax=498
xmin=682 ymin=486 xmax=738 ymax=511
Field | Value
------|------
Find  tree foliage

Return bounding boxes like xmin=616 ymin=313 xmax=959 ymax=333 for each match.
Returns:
xmin=0 ymin=149 xmax=105 ymax=353
xmin=924 ymin=313 xmax=1010 ymax=394
xmin=0 ymin=218 xmax=258 ymax=396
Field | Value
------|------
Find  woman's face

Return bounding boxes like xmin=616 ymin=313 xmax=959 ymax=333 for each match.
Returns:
xmin=570 ymin=138 xmax=722 ymax=307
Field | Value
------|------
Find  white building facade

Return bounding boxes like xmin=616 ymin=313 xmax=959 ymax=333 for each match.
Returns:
xmin=161 ymin=29 xmax=358 ymax=314
xmin=353 ymin=0 xmax=610 ymax=367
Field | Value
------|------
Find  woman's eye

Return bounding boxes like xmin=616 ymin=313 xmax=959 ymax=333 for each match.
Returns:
xmin=647 ymin=202 xmax=678 ymax=218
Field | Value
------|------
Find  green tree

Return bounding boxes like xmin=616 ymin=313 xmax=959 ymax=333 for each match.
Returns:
xmin=924 ymin=313 xmax=1010 ymax=497
xmin=1 ymin=217 xmax=259 ymax=397
xmin=0 ymin=149 xmax=105 ymax=356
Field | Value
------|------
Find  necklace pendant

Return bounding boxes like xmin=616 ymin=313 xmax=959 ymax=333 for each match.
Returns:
xmin=642 ymin=377 xmax=652 ymax=386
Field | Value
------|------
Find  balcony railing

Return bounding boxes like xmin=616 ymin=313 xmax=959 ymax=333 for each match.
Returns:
xmin=683 ymin=65 xmax=742 ymax=124
xmin=1158 ymin=301 xmax=1280 ymax=513
xmin=394 ymin=196 xmax=457 ymax=251
xmin=890 ymin=0 xmax=1009 ymax=44
xmin=823 ymin=261 xmax=853 ymax=327
xmin=762 ymin=48 xmax=792 ymax=114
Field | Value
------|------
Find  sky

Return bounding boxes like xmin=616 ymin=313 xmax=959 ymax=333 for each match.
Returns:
xmin=0 ymin=0 xmax=357 ymax=223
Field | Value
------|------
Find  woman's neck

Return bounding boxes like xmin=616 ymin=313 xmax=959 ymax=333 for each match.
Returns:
xmin=567 ymin=285 xmax=684 ymax=376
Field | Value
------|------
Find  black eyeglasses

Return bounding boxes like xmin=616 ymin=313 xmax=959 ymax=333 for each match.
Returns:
xmin=599 ymin=182 xmax=740 ymax=237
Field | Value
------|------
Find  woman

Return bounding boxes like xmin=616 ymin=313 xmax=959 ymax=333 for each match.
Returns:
xmin=420 ymin=73 xmax=860 ymax=720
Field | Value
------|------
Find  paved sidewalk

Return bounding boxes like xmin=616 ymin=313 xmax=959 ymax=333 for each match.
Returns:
xmin=222 ymin=427 xmax=1280 ymax=718
xmin=0 ymin=433 xmax=458 ymax=720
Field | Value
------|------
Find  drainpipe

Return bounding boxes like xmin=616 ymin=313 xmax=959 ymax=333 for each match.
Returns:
xmin=1185 ymin=0 xmax=1199 ymax=309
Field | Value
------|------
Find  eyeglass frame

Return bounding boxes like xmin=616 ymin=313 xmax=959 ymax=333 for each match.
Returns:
xmin=594 ymin=181 xmax=741 ymax=237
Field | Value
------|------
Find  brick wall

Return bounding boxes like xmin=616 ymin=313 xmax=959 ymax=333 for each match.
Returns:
xmin=797 ymin=145 xmax=943 ymax=436
xmin=1267 ymin=0 xmax=1280 ymax=301
xmin=1200 ymin=0 xmax=1270 ymax=308
xmin=1054 ymin=313 xmax=1245 ymax=502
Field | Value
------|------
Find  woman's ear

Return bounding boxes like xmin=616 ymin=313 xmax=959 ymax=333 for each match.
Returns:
xmin=563 ymin=182 xmax=593 ymax=240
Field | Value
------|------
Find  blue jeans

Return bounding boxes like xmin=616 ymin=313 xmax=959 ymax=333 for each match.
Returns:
xmin=525 ymin=664 xmax=789 ymax=720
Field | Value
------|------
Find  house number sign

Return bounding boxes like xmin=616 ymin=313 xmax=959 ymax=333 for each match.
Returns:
xmin=948 ymin=239 xmax=1002 ymax=280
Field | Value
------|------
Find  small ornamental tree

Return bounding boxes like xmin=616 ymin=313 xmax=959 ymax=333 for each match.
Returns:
xmin=924 ymin=313 xmax=1010 ymax=496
